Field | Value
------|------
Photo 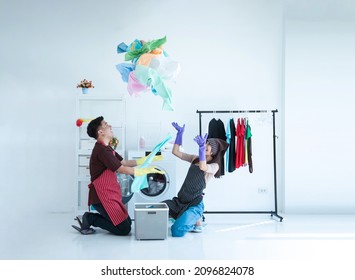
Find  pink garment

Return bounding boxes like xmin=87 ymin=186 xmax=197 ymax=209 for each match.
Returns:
xmin=127 ymin=71 xmax=149 ymax=97
xmin=235 ymin=118 xmax=245 ymax=168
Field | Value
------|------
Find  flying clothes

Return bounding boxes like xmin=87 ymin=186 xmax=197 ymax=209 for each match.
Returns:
xmin=131 ymin=134 xmax=172 ymax=192
xmin=115 ymin=36 xmax=180 ymax=111
xmin=134 ymin=65 xmax=174 ymax=111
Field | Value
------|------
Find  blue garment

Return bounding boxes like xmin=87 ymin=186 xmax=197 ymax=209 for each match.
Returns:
xmin=171 ymin=201 xmax=204 ymax=237
xmin=116 ymin=63 xmax=135 ymax=83
xmin=117 ymin=42 xmax=128 ymax=54
xmin=131 ymin=134 xmax=172 ymax=192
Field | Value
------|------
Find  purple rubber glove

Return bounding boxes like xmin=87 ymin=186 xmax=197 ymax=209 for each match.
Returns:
xmin=193 ymin=133 xmax=208 ymax=161
xmin=172 ymin=122 xmax=185 ymax=145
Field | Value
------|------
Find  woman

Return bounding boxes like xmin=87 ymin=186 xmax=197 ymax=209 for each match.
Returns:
xmin=163 ymin=122 xmax=229 ymax=237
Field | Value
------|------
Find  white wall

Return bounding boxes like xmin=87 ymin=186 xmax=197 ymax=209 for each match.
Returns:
xmin=284 ymin=1 xmax=355 ymax=213
xmin=0 ymin=0 xmax=283 ymax=217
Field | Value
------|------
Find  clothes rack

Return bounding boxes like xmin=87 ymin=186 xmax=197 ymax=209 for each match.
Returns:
xmin=196 ymin=109 xmax=283 ymax=222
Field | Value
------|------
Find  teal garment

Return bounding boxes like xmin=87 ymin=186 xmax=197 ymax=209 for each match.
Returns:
xmin=125 ymin=36 xmax=167 ymax=61
xmin=135 ymin=64 xmax=174 ymax=111
xmin=131 ymin=134 xmax=172 ymax=192
xmin=127 ymin=39 xmax=143 ymax=52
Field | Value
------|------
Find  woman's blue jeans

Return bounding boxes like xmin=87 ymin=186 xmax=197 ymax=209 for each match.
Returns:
xmin=171 ymin=201 xmax=204 ymax=237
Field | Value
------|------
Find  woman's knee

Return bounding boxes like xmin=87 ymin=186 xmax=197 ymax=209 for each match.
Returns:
xmin=171 ymin=224 xmax=186 ymax=237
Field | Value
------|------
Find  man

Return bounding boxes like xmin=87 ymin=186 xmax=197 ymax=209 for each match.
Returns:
xmin=72 ymin=116 xmax=163 ymax=235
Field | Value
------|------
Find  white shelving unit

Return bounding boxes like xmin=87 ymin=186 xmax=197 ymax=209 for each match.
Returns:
xmin=75 ymin=94 xmax=126 ymax=215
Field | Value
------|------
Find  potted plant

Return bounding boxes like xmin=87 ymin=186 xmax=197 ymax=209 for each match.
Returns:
xmin=77 ymin=79 xmax=95 ymax=94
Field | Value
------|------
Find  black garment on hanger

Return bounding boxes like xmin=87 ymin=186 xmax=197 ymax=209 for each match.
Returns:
xmin=208 ymin=118 xmax=227 ymax=176
xmin=228 ymin=118 xmax=236 ymax=172
xmin=208 ymin=119 xmax=227 ymax=140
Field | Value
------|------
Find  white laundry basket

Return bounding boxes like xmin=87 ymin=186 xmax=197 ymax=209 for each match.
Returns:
xmin=134 ymin=203 xmax=168 ymax=240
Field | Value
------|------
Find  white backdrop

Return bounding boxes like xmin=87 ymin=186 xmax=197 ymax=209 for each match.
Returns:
xmin=4 ymin=0 xmax=354 ymax=218
xmin=284 ymin=2 xmax=355 ymax=213
xmin=0 ymin=0 xmax=283 ymax=217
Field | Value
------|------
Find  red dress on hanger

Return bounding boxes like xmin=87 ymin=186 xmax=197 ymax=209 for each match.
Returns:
xmin=235 ymin=118 xmax=245 ymax=168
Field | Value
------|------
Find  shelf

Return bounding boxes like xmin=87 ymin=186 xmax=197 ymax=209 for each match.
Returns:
xmin=75 ymin=95 xmax=126 ymax=216
xmin=77 ymin=95 xmax=125 ymax=101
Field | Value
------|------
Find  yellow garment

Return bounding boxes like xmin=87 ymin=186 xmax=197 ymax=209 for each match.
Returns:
xmin=134 ymin=166 xmax=165 ymax=177
xmin=136 ymin=154 xmax=164 ymax=166
xmin=136 ymin=49 xmax=163 ymax=66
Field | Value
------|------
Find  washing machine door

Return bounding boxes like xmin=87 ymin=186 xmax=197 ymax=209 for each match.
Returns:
xmin=140 ymin=168 xmax=170 ymax=198
xmin=117 ymin=173 xmax=134 ymax=204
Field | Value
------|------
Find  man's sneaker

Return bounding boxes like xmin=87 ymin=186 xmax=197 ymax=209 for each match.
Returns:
xmin=81 ymin=212 xmax=91 ymax=230
xmin=72 ymin=212 xmax=95 ymax=234
xmin=72 ymin=225 xmax=96 ymax=235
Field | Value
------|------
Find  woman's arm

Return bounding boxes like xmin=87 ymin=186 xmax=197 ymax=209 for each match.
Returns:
xmin=172 ymin=143 xmax=183 ymax=159
xmin=198 ymin=159 xmax=208 ymax=172
xmin=193 ymin=133 xmax=209 ymax=171
xmin=171 ymin=122 xmax=185 ymax=159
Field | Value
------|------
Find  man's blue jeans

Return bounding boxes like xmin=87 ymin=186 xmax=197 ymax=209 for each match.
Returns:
xmin=171 ymin=201 xmax=204 ymax=237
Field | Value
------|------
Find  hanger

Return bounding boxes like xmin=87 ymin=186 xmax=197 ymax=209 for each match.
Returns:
xmin=213 ymin=110 xmax=220 ymax=121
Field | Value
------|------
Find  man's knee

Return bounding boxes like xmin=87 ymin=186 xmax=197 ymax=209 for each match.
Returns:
xmin=116 ymin=222 xmax=131 ymax=236
xmin=120 ymin=226 xmax=131 ymax=236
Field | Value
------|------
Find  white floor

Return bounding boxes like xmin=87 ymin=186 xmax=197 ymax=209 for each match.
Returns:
xmin=1 ymin=212 xmax=355 ymax=260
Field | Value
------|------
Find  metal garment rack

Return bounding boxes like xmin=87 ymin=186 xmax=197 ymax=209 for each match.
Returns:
xmin=197 ymin=109 xmax=283 ymax=222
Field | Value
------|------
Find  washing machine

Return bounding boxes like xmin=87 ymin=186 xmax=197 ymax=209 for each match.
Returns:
xmin=127 ymin=149 xmax=177 ymax=218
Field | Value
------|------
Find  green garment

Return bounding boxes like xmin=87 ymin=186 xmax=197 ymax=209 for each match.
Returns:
xmin=125 ymin=36 xmax=167 ymax=61
xmin=245 ymin=120 xmax=252 ymax=139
